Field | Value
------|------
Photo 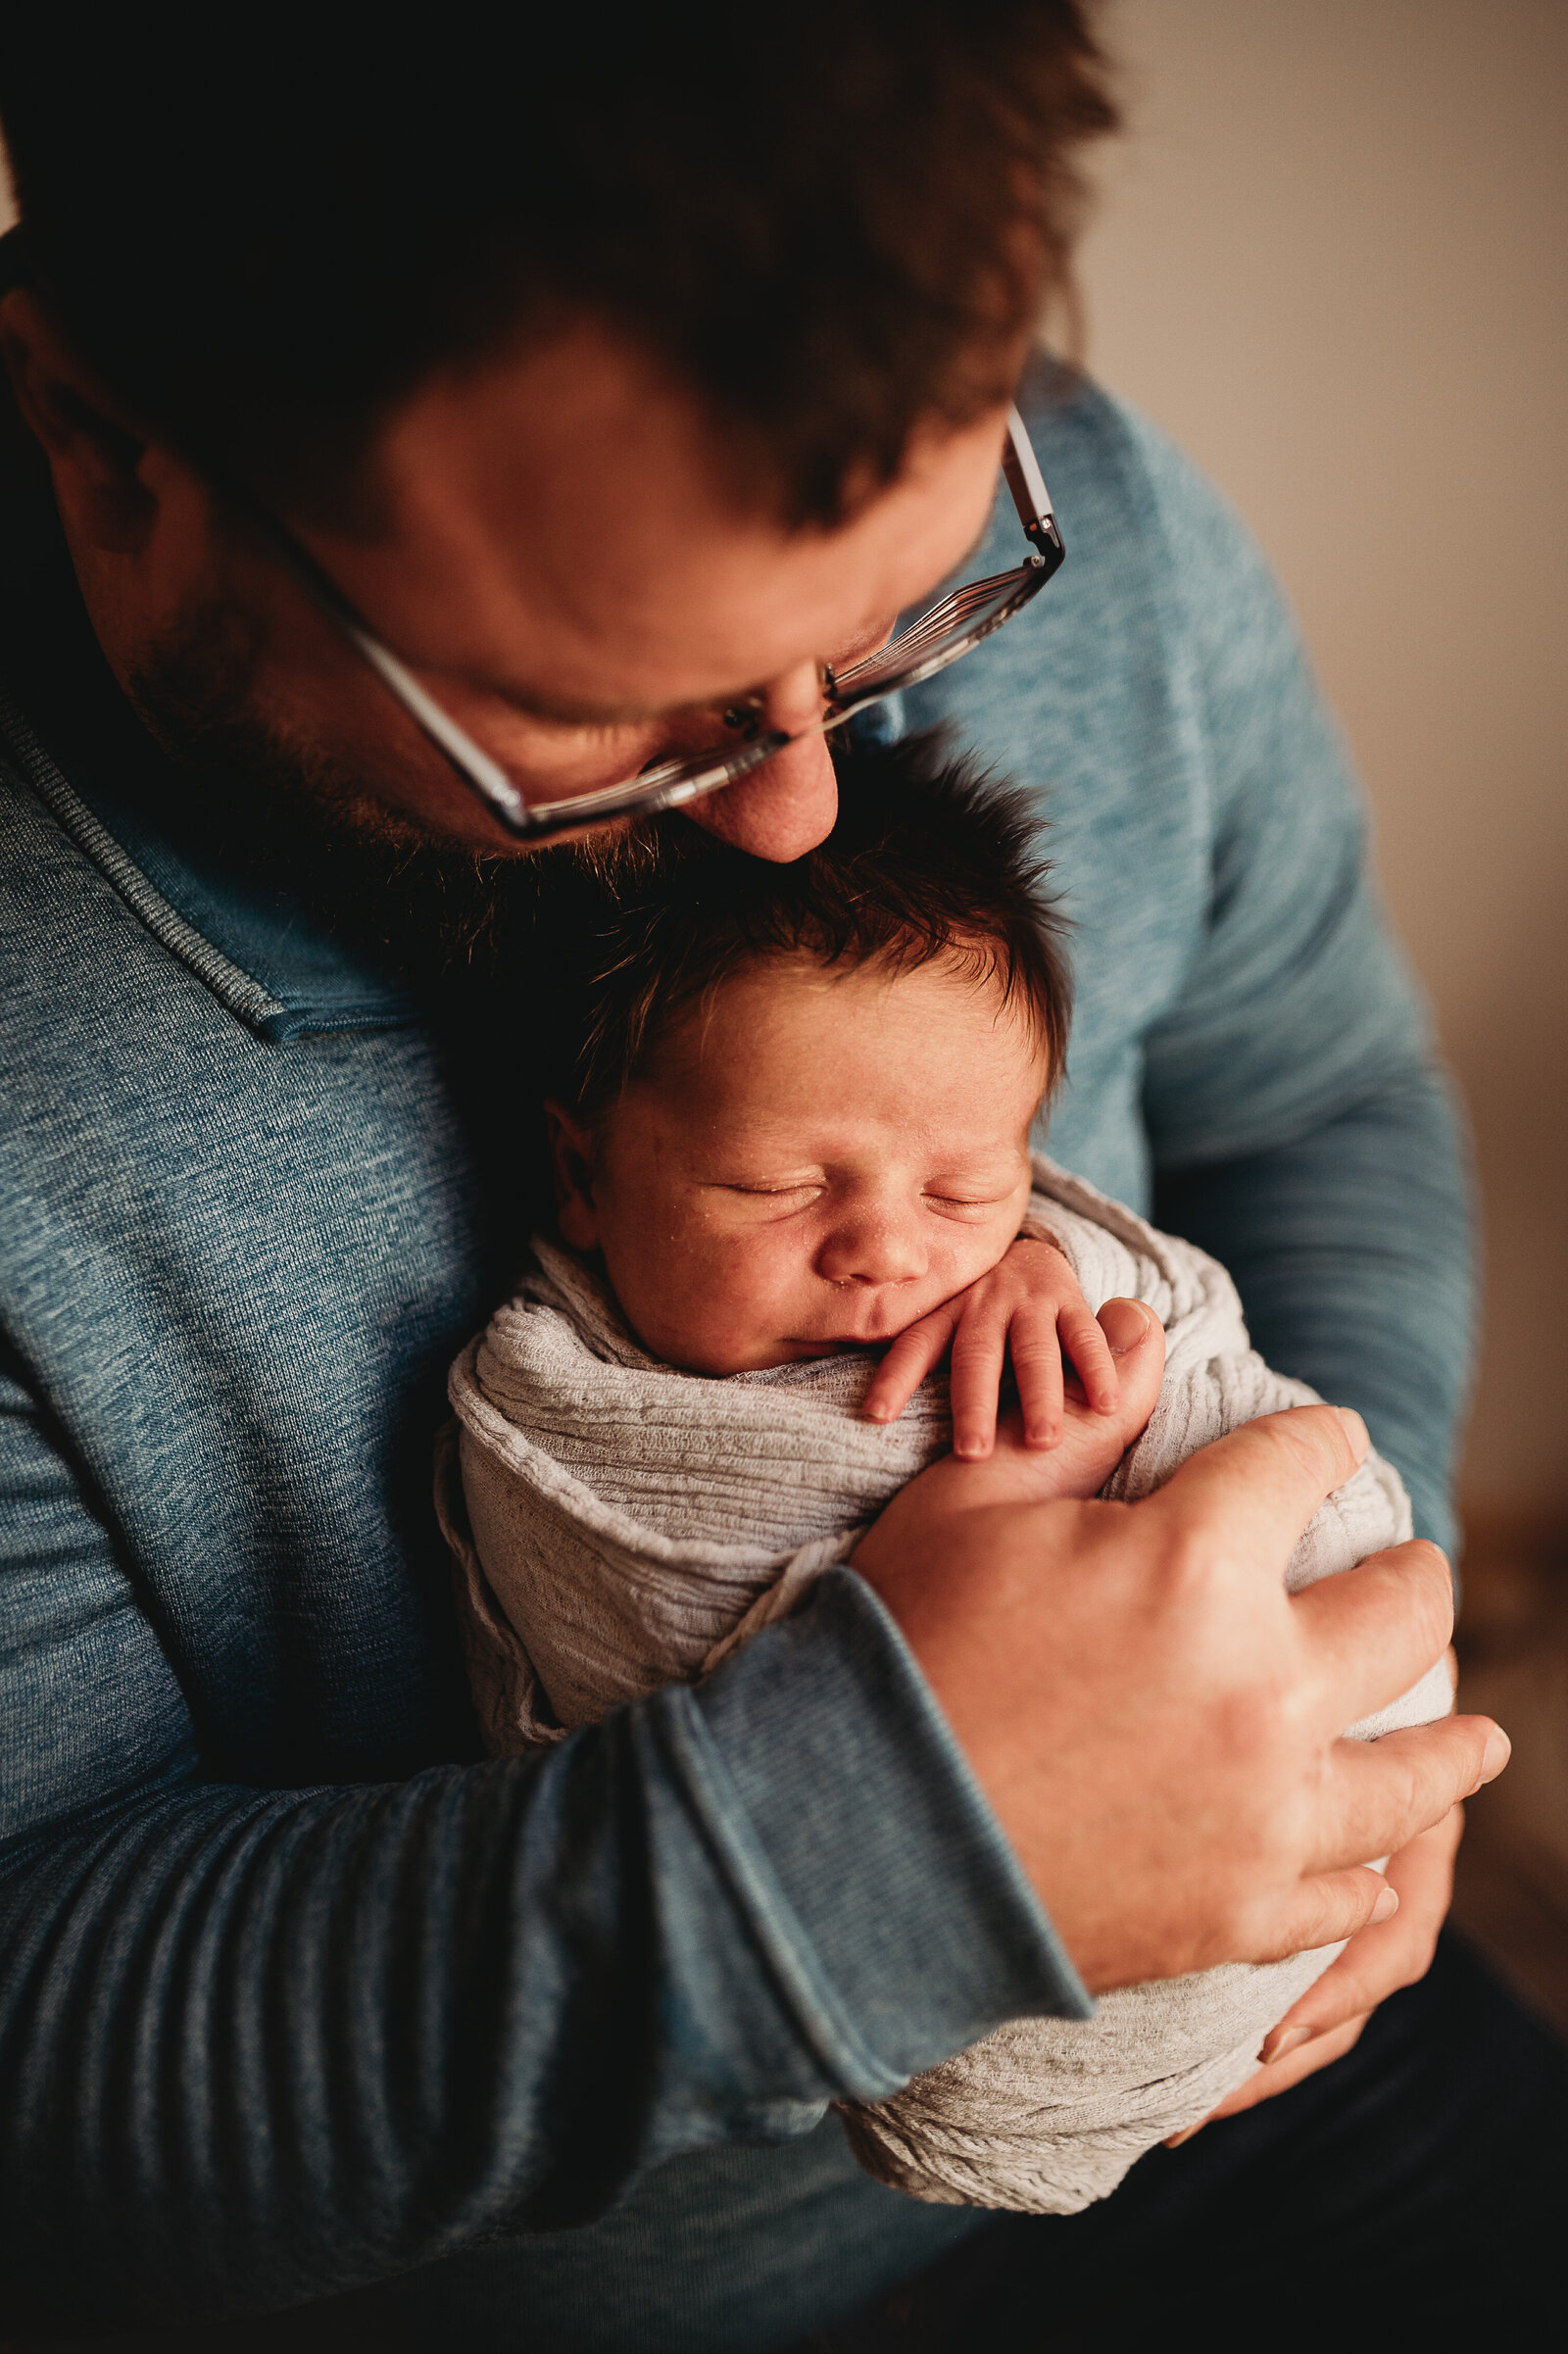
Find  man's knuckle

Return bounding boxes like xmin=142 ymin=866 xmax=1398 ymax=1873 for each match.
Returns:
xmin=1214 ymin=1681 xmax=1283 ymax=1760
xmin=1157 ymin=1520 xmax=1224 ymax=1597
xmin=1272 ymin=1404 xmax=1347 ymax=1485
xmin=1396 ymin=1939 xmax=1438 ymax=1990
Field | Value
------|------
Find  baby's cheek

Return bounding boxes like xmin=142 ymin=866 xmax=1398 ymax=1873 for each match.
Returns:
xmin=653 ymin=1229 xmax=810 ymax=1372
xmin=939 ymin=1220 xmax=1021 ymax=1299
xmin=705 ymin=1229 xmax=810 ymax=1340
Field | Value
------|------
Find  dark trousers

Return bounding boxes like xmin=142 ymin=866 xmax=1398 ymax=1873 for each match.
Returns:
xmin=808 ymin=1932 xmax=1568 ymax=2347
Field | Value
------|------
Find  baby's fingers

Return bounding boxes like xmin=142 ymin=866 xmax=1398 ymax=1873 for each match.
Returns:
xmin=1007 ymin=1306 xmax=1066 ymax=1448
xmin=950 ymin=1314 xmax=1009 ymax=1459
xmin=1058 ymin=1300 xmax=1121 ymax=1415
xmin=864 ymin=1305 xmax=958 ymax=1425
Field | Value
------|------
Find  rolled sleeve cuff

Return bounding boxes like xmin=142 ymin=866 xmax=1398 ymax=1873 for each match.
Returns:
xmin=662 ymin=1566 xmax=1092 ymax=2103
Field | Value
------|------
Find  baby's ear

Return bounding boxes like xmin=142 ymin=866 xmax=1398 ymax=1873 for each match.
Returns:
xmin=545 ymin=1101 xmax=600 ymax=1251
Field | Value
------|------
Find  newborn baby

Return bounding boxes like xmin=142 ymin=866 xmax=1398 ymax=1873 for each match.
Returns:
xmin=439 ymin=734 xmax=1451 ymax=2214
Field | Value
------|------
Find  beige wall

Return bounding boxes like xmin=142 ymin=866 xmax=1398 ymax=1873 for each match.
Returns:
xmin=4 ymin=9 xmax=1564 ymax=1516
xmin=1078 ymin=0 xmax=1568 ymax=1523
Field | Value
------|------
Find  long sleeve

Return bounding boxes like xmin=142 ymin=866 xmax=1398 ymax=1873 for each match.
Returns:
xmin=1124 ymin=407 xmax=1475 ymax=1553
xmin=909 ymin=374 xmax=1475 ymax=1557
xmin=1153 ymin=1077 xmax=1470 ymax=1554
xmin=0 ymin=1348 xmax=1082 ymax=2330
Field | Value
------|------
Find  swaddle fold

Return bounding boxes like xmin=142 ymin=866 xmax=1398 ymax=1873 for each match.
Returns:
xmin=440 ymin=1155 xmax=1451 ymax=2213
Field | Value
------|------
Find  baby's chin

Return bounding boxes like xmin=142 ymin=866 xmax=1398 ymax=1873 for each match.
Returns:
xmin=647 ymin=1295 xmax=964 ymax=1375
xmin=677 ymin=1330 xmax=922 ymax=1375
xmin=669 ymin=1337 xmax=868 ymax=1374
xmin=649 ymin=1331 xmax=891 ymax=1376
xmin=766 ymin=1338 xmax=872 ymax=1362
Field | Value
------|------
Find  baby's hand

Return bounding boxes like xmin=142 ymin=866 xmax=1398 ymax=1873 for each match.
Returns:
xmin=863 ymin=1232 xmax=1121 ymax=1458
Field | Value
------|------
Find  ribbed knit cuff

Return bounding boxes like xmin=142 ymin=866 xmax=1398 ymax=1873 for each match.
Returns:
xmin=671 ymin=1567 xmax=1091 ymax=2100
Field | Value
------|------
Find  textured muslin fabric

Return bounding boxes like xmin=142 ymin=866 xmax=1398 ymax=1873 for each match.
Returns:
xmin=445 ymin=1156 xmax=1453 ymax=2215
xmin=442 ymin=1246 xmax=951 ymax=1750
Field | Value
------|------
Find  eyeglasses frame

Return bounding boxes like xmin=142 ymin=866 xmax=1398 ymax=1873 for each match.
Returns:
xmin=233 ymin=402 xmax=1064 ymax=844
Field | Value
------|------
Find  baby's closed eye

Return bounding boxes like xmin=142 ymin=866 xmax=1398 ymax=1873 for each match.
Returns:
xmin=922 ymin=1191 xmax=1019 ymax=1221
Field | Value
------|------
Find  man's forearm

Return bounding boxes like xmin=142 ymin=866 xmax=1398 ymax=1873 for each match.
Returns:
xmin=1153 ymin=1067 xmax=1474 ymax=1556
xmin=0 ymin=1574 xmax=1070 ymax=2331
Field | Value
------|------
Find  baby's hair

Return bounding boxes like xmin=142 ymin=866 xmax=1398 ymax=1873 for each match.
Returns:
xmin=530 ymin=729 xmax=1072 ymax=1123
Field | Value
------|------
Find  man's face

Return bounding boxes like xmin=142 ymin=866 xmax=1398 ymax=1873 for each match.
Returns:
xmin=3 ymin=299 xmax=1011 ymax=864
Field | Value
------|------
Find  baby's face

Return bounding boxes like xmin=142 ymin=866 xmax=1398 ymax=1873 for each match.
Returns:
xmin=552 ymin=952 xmax=1046 ymax=1374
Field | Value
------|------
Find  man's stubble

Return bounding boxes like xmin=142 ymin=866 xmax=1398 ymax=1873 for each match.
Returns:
xmin=125 ymin=574 xmax=546 ymax=989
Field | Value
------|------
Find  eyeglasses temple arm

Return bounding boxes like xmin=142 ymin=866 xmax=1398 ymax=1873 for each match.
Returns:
xmin=219 ymin=478 xmax=535 ymax=833
xmin=1003 ymin=404 xmax=1065 ymax=562
xmin=327 ymin=609 xmax=533 ymax=832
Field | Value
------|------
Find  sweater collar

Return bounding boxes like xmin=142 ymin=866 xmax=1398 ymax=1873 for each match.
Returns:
xmin=0 ymin=677 xmax=421 ymax=1042
xmin=0 ymin=388 xmax=419 ymax=1040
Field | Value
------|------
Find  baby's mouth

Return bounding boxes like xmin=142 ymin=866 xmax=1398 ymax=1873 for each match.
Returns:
xmin=785 ymin=1299 xmax=934 ymax=1353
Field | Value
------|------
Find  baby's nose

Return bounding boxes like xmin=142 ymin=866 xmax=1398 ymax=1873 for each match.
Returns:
xmin=816 ymin=1211 xmax=926 ymax=1288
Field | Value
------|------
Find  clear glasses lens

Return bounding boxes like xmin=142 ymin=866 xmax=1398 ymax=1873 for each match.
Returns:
xmin=825 ymin=560 xmax=1047 ymax=711
xmin=518 ymin=557 xmax=1052 ymax=833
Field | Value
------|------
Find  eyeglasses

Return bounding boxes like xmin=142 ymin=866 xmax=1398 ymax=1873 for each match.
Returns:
xmin=243 ymin=403 xmax=1064 ymax=844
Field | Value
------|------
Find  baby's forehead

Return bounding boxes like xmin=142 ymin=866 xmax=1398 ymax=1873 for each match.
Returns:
xmin=623 ymin=946 xmax=1051 ymax=1120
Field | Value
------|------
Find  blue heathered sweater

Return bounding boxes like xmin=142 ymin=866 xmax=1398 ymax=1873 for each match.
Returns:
xmin=0 ymin=357 xmax=1473 ymax=2348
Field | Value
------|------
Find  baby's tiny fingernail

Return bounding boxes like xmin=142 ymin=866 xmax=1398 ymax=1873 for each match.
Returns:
xmin=1025 ymin=1428 xmax=1059 ymax=1450
xmin=955 ymin=1437 xmax=986 ymax=1459
xmin=866 ymin=1402 xmax=891 ymax=1421
xmin=1261 ymin=2025 xmax=1315 ymax=2066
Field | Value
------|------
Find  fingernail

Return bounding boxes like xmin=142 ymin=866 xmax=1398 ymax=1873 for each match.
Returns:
xmin=1100 ymin=1298 xmax=1154 ymax=1357
xmin=1164 ymin=2123 xmax=1203 ymax=2148
xmin=1480 ymin=1726 xmax=1512 ymax=1783
xmin=1370 ymin=1884 xmax=1399 ymax=1924
xmin=1334 ymin=1406 xmax=1369 ymax=1453
xmin=1025 ymin=1427 xmax=1060 ymax=1449
xmin=1261 ymin=2025 xmax=1315 ymax=2066
xmin=955 ymin=1438 xmax=987 ymax=1459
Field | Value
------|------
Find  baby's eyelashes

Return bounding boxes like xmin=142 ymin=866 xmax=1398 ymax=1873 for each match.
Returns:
xmin=708 ymin=1179 xmax=826 ymax=1210
xmin=724 ymin=1185 xmax=821 ymax=1198
xmin=921 ymin=1194 xmax=1017 ymax=1224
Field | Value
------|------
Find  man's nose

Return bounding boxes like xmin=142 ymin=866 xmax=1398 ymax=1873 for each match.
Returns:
xmin=684 ymin=659 xmax=838 ymax=862
xmin=816 ymin=1206 xmax=927 ymax=1289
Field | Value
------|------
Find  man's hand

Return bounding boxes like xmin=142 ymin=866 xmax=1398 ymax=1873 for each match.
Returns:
xmin=1165 ymin=1803 xmax=1463 ymax=2137
xmin=853 ymin=1368 xmax=1508 ymax=1993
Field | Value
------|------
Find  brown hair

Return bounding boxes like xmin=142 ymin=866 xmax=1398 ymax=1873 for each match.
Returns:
xmin=0 ymin=5 xmax=1116 ymax=529
xmin=528 ymin=730 xmax=1071 ymax=1124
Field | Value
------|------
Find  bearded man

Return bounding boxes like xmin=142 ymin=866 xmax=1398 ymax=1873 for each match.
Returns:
xmin=0 ymin=9 xmax=1555 ymax=2348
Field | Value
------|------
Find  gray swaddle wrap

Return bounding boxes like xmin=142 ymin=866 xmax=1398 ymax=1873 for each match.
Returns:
xmin=440 ymin=1155 xmax=1451 ymax=2214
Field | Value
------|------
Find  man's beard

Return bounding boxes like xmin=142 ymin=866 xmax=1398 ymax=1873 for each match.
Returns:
xmin=122 ymin=588 xmax=646 ymax=1230
xmin=125 ymin=592 xmax=550 ymax=991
